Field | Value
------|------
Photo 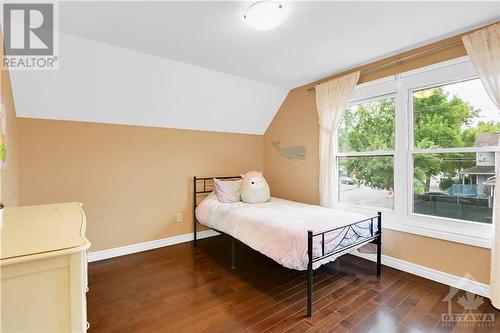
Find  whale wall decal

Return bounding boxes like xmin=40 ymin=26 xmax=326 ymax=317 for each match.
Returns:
xmin=271 ymin=141 xmax=306 ymax=160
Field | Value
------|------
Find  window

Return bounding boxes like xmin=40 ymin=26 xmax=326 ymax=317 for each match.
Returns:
xmin=413 ymin=153 xmax=494 ymax=223
xmin=335 ymin=58 xmax=498 ymax=246
xmin=337 ymin=97 xmax=395 ymax=210
xmin=413 ymin=79 xmax=498 ymax=149
xmin=411 ymin=79 xmax=498 ymax=224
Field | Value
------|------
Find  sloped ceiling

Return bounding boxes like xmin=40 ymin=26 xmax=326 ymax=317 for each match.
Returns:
xmin=58 ymin=1 xmax=499 ymax=88
xmin=10 ymin=1 xmax=499 ymax=135
xmin=10 ymin=34 xmax=288 ymax=135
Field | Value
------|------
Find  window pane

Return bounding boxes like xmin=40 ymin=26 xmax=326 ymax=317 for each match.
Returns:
xmin=339 ymin=156 xmax=394 ymax=210
xmin=413 ymin=152 xmax=496 ymax=223
xmin=413 ymin=78 xmax=500 ymax=149
xmin=338 ymin=97 xmax=395 ymax=152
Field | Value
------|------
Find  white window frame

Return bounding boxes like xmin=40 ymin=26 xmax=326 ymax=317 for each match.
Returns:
xmin=335 ymin=56 xmax=496 ymax=249
xmin=337 ymin=93 xmax=396 ymax=211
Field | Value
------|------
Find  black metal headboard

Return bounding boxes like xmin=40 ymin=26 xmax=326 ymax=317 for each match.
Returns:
xmin=192 ymin=176 xmax=241 ymax=234
xmin=192 ymin=176 xmax=242 ymax=244
xmin=193 ymin=176 xmax=242 ymax=196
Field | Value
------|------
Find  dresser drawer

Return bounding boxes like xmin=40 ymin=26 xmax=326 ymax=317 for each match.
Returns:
xmin=1 ymin=203 xmax=90 ymax=333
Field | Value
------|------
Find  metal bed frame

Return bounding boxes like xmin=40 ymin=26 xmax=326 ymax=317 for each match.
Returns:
xmin=192 ymin=176 xmax=382 ymax=317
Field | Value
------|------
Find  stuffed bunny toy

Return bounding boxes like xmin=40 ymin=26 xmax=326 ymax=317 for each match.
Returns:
xmin=240 ymin=171 xmax=270 ymax=204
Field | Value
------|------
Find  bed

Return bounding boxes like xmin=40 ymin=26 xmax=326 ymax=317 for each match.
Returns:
xmin=192 ymin=176 xmax=382 ymax=317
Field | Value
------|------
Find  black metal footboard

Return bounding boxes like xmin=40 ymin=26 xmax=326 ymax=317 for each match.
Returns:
xmin=306 ymin=212 xmax=382 ymax=317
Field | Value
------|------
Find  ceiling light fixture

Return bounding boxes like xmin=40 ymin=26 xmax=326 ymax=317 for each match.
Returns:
xmin=243 ymin=1 xmax=288 ymax=31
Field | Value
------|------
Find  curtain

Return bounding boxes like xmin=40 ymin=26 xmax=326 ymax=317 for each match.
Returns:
xmin=462 ymin=23 xmax=500 ymax=107
xmin=462 ymin=23 xmax=500 ymax=309
xmin=493 ymin=151 xmax=500 ymax=309
xmin=315 ymin=71 xmax=360 ymax=208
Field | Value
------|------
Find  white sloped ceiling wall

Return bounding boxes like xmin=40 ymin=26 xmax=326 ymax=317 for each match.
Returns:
xmin=10 ymin=33 xmax=288 ymax=135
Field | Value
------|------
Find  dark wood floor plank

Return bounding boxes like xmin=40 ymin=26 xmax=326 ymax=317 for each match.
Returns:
xmin=248 ymin=275 xmax=354 ymax=332
xmin=305 ymin=272 xmax=406 ymax=332
xmin=353 ymin=281 xmax=422 ymax=333
xmin=276 ymin=279 xmax=367 ymax=333
xmin=286 ymin=320 xmax=314 ymax=333
xmin=87 ymin=235 xmax=499 ymax=333
xmin=263 ymin=276 xmax=361 ymax=333
xmin=399 ymin=289 xmax=441 ymax=329
xmin=221 ymin=272 xmax=338 ymax=332
xmin=338 ymin=299 xmax=379 ymax=330
xmin=304 ymin=285 xmax=379 ymax=332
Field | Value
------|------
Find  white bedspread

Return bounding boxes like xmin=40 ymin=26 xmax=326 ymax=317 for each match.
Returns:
xmin=195 ymin=193 xmax=378 ymax=270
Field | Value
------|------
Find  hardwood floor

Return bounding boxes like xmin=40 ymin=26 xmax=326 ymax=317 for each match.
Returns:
xmin=88 ymin=235 xmax=499 ymax=333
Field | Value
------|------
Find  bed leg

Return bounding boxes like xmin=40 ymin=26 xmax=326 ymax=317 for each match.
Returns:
xmin=193 ymin=221 xmax=197 ymax=248
xmin=193 ymin=218 xmax=198 ymax=248
xmin=376 ymin=211 xmax=382 ymax=276
xmin=307 ymin=230 xmax=313 ymax=317
xmin=193 ymin=176 xmax=197 ymax=248
xmin=231 ymin=238 xmax=236 ymax=269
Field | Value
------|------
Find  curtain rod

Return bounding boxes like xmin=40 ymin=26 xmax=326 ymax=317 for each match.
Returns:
xmin=306 ymin=38 xmax=463 ymax=93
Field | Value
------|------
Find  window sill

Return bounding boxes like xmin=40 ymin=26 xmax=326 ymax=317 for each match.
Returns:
xmin=383 ymin=219 xmax=492 ymax=249
xmin=337 ymin=205 xmax=492 ymax=249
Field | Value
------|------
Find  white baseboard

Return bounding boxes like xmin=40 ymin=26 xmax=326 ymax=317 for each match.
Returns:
xmin=351 ymin=251 xmax=490 ymax=298
xmin=87 ymin=230 xmax=219 ymax=262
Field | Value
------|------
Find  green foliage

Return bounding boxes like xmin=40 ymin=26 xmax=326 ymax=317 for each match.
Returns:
xmin=413 ymin=88 xmax=479 ymax=149
xmin=462 ymin=121 xmax=500 ymax=146
xmin=341 ymin=156 xmax=393 ymax=190
xmin=338 ymin=98 xmax=395 ymax=190
xmin=0 ymin=143 xmax=6 ymax=163
xmin=339 ymin=98 xmax=395 ymax=152
xmin=413 ymin=152 xmax=476 ymax=193
xmin=439 ymin=178 xmax=459 ymax=191
xmin=339 ymin=87 xmax=499 ymax=192
xmin=413 ymin=166 xmax=427 ymax=195
xmin=413 ymin=89 xmax=488 ymax=192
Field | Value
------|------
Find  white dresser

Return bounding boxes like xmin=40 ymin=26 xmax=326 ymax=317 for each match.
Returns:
xmin=0 ymin=202 xmax=91 ymax=333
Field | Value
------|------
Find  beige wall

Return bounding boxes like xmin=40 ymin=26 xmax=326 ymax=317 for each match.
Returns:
xmin=263 ymin=86 xmax=491 ymax=285
xmin=0 ymin=32 xmax=19 ymax=206
xmin=18 ymin=119 xmax=263 ymax=251
xmin=264 ymin=89 xmax=319 ymax=205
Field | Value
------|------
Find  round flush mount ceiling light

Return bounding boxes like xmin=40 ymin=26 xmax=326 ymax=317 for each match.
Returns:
xmin=243 ymin=1 xmax=288 ymax=31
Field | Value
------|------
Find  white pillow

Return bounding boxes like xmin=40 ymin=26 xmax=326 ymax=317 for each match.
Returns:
xmin=213 ymin=178 xmax=242 ymax=203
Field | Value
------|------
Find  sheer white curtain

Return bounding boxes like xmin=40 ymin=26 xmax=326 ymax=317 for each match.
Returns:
xmin=315 ymin=72 xmax=360 ymax=208
xmin=462 ymin=23 xmax=500 ymax=107
xmin=462 ymin=23 xmax=500 ymax=309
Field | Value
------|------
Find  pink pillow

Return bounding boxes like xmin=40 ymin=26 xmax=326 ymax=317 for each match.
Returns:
xmin=213 ymin=178 xmax=242 ymax=203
